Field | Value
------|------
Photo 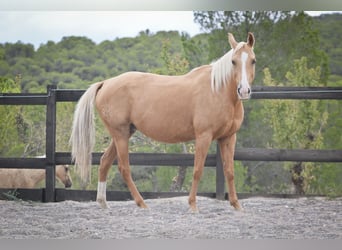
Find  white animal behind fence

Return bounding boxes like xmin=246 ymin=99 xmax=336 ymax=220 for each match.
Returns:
xmin=0 ymin=165 xmax=72 ymax=188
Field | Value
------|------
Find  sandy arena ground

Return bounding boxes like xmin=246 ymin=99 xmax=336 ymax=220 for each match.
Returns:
xmin=0 ymin=196 xmax=341 ymax=239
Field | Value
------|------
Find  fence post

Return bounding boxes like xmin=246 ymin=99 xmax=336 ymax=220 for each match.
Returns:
xmin=45 ymin=85 xmax=57 ymax=202
xmin=215 ymin=143 xmax=225 ymax=200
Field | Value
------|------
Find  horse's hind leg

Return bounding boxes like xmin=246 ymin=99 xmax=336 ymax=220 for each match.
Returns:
xmin=97 ymin=140 xmax=117 ymax=208
xmin=114 ymin=134 xmax=147 ymax=208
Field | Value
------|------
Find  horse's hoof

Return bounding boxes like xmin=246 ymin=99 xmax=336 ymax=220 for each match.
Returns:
xmin=189 ymin=204 xmax=199 ymax=213
xmin=190 ymin=207 xmax=199 ymax=213
xmin=137 ymin=201 xmax=148 ymax=209
xmin=188 ymin=198 xmax=199 ymax=213
xmin=231 ymin=200 xmax=243 ymax=211
xmin=97 ymin=198 xmax=109 ymax=209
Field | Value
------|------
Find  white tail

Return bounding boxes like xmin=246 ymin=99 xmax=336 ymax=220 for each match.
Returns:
xmin=70 ymin=82 xmax=103 ymax=187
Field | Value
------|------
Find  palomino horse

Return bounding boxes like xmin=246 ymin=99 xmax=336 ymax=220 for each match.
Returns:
xmin=71 ymin=32 xmax=256 ymax=211
xmin=0 ymin=165 xmax=72 ymax=188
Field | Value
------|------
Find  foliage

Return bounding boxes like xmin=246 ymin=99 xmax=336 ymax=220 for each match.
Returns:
xmin=309 ymin=163 xmax=342 ymax=197
xmin=0 ymin=31 xmax=196 ymax=92
xmin=314 ymin=13 xmax=342 ymax=77
xmin=261 ymin=57 xmax=338 ymax=195
xmin=153 ymin=38 xmax=189 ymax=75
xmin=0 ymin=77 xmax=47 ymax=157
xmin=263 ymin=57 xmax=327 ymax=149
xmin=0 ymin=77 xmax=25 ymax=156
xmin=194 ymin=11 xmax=329 ymax=84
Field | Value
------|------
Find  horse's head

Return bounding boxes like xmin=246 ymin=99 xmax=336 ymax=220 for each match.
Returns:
xmin=56 ymin=165 xmax=73 ymax=188
xmin=228 ymin=32 xmax=256 ymax=100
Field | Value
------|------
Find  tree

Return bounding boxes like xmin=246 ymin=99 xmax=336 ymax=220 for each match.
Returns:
xmin=4 ymin=41 xmax=34 ymax=62
xmin=194 ymin=11 xmax=290 ymax=70
xmin=180 ymin=32 xmax=209 ymax=69
xmin=0 ymin=77 xmax=25 ymax=156
xmin=270 ymin=12 xmax=329 ymax=83
xmin=193 ymin=11 xmax=328 ymax=83
xmin=313 ymin=13 xmax=342 ymax=77
xmin=262 ymin=57 xmax=329 ymax=194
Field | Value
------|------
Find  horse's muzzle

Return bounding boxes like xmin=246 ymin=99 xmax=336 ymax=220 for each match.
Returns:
xmin=64 ymin=180 xmax=72 ymax=188
xmin=237 ymin=85 xmax=251 ymax=100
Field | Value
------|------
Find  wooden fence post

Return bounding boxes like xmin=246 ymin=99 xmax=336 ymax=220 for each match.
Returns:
xmin=216 ymin=143 xmax=225 ymax=200
xmin=45 ymin=85 xmax=57 ymax=202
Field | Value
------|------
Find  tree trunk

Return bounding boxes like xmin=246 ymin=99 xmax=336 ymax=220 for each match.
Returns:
xmin=170 ymin=143 xmax=188 ymax=192
xmin=291 ymin=162 xmax=305 ymax=195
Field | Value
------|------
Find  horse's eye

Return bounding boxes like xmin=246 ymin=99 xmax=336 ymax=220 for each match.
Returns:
xmin=232 ymin=60 xmax=236 ymax=66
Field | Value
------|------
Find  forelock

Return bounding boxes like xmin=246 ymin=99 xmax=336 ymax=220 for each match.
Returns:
xmin=234 ymin=42 xmax=247 ymax=54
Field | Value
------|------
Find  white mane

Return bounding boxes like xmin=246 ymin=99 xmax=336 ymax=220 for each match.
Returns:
xmin=210 ymin=42 xmax=245 ymax=93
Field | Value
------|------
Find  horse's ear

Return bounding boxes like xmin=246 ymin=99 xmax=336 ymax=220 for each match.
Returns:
xmin=247 ymin=32 xmax=255 ymax=48
xmin=228 ymin=33 xmax=238 ymax=49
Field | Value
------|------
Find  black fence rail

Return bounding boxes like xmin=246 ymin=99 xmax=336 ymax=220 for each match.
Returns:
xmin=0 ymin=85 xmax=342 ymax=202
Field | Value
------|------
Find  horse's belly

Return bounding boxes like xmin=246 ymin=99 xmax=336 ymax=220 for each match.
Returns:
xmin=143 ymin=129 xmax=195 ymax=144
xmin=134 ymin=114 xmax=195 ymax=143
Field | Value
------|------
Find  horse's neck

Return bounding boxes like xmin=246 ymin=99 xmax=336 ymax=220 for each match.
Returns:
xmin=26 ymin=169 xmax=46 ymax=187
xmin=55 ymin=166 xmax=65 ymax=182
xmin=220 ymin=79 xmax=240 ymax=105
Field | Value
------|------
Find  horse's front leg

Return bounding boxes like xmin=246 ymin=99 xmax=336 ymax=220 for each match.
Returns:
xmin=218 ymin=134 xmax=242 ymax=210
xmin=188 ymin=134 xmax=212 ymax=212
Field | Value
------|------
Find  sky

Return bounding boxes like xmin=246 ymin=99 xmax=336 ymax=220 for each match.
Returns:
xmin=0 ymin=11 xmax=202 ymax=49
xmin=0 ymin=11 xmax=341 ymax=49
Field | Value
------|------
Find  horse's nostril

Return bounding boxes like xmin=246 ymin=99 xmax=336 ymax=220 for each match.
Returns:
xmin=248 ymin=88 xmax=251 ymax=94
xmin=65 ymin=180 xmax=72 ymax=188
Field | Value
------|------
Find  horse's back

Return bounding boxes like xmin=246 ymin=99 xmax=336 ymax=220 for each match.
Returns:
xmin=94 ymin=66 xmax=243 ymax=143
xmin=0 ymin=169 xmax=32 ymax=188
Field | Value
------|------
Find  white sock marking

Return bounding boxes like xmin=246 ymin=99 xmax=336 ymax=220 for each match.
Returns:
xmin=97 ymin=181 xmax=107 ymax=200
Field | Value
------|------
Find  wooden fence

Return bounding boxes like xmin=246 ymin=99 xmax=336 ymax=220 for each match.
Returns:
xmin=0 ymin=85 xmax=341 ymax=202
